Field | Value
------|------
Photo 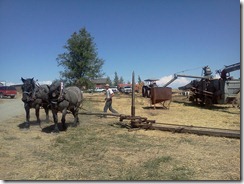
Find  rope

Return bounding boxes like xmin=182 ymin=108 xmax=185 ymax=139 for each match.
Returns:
xmin=175 ymin=66 xmax=203 ymax=74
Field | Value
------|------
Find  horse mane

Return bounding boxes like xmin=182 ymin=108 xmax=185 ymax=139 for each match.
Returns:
xmin=49 ymin=80 xmax=66 ymax=93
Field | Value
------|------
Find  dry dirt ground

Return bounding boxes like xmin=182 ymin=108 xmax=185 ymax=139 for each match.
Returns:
xmin=0 ymin=92 xmax=241 ymax=181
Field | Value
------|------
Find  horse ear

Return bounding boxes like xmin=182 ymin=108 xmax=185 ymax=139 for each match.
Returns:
xmin=21 ymin=77 xmax=25 ymax=83
xmin=31 ymin=78 xmax=34 ymax=81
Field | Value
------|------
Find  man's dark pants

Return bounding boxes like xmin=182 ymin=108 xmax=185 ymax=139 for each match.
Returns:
xmin=103 ymin=99 xmax=118 ymax=114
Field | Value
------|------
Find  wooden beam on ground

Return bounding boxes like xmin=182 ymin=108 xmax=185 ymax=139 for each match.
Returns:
xmin=79 ymin=111 xmax=122 ymax=117
xmin=150 ymin=123 xmax=240 ymax=139
xmin=79 ymin=111 xmax=240 ymax=139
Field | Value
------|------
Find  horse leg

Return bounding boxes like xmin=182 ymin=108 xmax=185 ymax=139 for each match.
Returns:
xmin=71 ymin=107 xmax=79 ymax=127
xmin=61 ymin=108 xmax=67 ymax=131
xmin=52 ymin=109 xmax=59 ymax=133
xmin=24 ymin=103 xmax=30 ymax=129
xmin=35 ymin=105 xmax=41 ymax=126
xmin=44 ymin=106 xmax=49 ymax=123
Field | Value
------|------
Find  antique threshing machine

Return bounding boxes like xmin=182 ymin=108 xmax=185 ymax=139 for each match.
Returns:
xmin=166 ymin=62 xmax=240 ymax=106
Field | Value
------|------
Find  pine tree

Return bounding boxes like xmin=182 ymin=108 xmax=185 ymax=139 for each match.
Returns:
xmin=138 ymin=75 xmax=142 ymax=84
xmin=113 ymin=72 xmax=119 ymax=86
xmin=119 ymin=76 xmax=124 ymax=84
xmin=106 ymin=76 xmax=112 ymax=86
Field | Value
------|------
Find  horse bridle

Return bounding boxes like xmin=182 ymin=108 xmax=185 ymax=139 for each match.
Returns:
xmin=50 ymin=82 xmax=65 ymax=104
xmin=22 ymin=82 xmax=42 ymax=100
xmin=22 ymin=81 xmax=36 ymax=102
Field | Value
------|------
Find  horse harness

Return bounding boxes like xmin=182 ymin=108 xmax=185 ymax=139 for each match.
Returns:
xmin=50 ymin=82 xmax=66 ymax=105
xmin=22 ymin=82 xmax=48 ymax=106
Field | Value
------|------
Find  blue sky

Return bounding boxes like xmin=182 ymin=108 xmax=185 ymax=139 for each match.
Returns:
xmin=0 ymin=0 xmax=240 ymax=88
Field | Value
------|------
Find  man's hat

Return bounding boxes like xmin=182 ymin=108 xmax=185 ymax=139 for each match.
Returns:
xmin=105 ymin=84 xmax=110 ymax=87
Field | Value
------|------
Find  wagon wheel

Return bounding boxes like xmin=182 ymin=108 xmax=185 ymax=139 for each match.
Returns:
xmin=189 ymin=95 xmax=198 ymax=105
xmin=189 ymin=95 xmax=194 ymax=102
xmin=147 ymin=88 xmax=151 ymax=98
xmin=204 ymin=97 xmax=213 ymax=107
xmin=142 ymin=86 xmax=147 ymax=97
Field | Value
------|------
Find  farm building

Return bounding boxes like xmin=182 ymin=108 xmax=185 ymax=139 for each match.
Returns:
xmin=91 ymin=78 xmax=107 ymax=88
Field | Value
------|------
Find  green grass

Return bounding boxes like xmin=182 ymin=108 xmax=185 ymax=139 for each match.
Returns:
xmin=169 ymin=166 xmax=195 ymax=180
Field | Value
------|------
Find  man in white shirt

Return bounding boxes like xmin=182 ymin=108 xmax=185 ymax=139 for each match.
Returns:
xmin=103 ymin=84 xmax=118 ymax=115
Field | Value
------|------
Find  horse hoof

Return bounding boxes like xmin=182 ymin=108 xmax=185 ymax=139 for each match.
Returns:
xmin=24 ymin=124 xmax=30 ymax=129
xmin=72 ymin=123 xmax=78 ymax=127
xmin=52 ymin=129 xmax=60 ymax=133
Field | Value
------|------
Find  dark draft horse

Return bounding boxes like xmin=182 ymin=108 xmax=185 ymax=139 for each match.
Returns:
xmin=21 ymin=77 xmax=50 ymax=128
xmin=48 ymin=81 xmax=83 ymax=133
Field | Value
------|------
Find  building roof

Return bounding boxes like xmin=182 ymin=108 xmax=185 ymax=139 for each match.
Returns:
xmin=118 ymin=83 xmax=132 ymax=88
xmin=91 ymin=78 xmax=107 ymax=84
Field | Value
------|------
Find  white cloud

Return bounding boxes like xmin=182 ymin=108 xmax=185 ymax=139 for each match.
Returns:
xmin=1 ymin=80 xmax=53 ymax=86
xmin=214 ymin=73 xmax=220 ymax=79
xmin=37 ymin=80 xmax=52 ymax=85
xmin=1 ymin=82 xmax=16 ymax=86
xmin=156 ymin=75 xmax=192 ymax=89
xmin=156 ymin=73 xmax=224 ymax=89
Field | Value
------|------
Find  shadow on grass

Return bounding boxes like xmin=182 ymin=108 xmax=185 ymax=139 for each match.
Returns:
xmin=41 ymin=122 xmax=74 ymax=133
xmin=18 ymin=120 xmax=41 ymax=129
xmin=142 ymin=106 xmax=167 ymax=110
xmin=173 ymin=100 xmax=240 ymax=115
xmin=18 ymin=120 xmax=75 ymax=133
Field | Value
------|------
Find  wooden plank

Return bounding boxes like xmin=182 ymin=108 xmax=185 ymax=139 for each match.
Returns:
xmin=151 ymin=123 xmax=240 ymax=139
xmin=79 ymin=111 xmax=122 ymax=117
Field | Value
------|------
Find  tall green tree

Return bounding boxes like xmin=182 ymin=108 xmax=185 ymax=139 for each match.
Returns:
xmin=113 ymin=72 xmax=119 ymax=86
xmin=138 ymin=75 xmax=142 ymax=84
xmin=106 ymin=76 xmax=112 ymax=86
xmin=57 ymin=28 xmax=104 ymax=88
xmin=119 ymin=76 xmax=124 ymax=84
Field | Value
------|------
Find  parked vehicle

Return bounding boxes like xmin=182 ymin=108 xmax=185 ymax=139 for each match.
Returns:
xmin=110 ymin=86 xmax=119 ymax=93
xmin=94 ymin=88 xmax=105 ymax=93
xmin=142 ymin=79 xmax=159 ymax=98
xmin=0 ymin=86 xmax=17 ymax=98
xmin=122 ymin=86 xmax=132 ymax=94
xmin=88 ymin=87 xmax=105 ymax=93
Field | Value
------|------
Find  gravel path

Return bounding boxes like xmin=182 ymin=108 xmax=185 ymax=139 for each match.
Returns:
xmin=0 ymin=98 xmax=25 ymax=122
